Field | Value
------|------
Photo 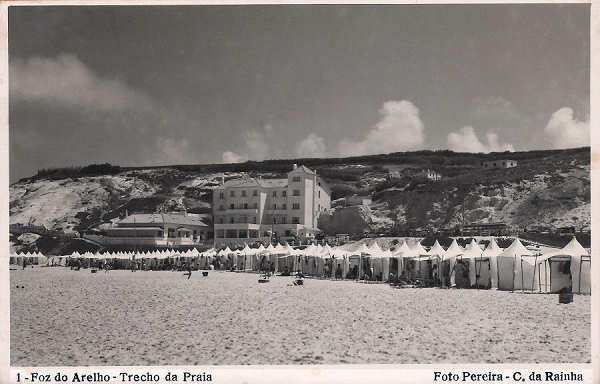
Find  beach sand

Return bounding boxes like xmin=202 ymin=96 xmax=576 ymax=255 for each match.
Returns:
xmin=10 ymin=268 xmax=590 ymax=366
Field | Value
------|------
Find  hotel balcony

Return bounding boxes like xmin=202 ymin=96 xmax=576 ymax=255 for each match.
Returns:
xmin=217 ymin=207 xmax=259 ymax=214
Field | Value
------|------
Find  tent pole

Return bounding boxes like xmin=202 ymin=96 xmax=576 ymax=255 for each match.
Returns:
xmin=512 ymin=254 xmax=516 ymax=292
xmin=549 ymin=259 xmax=552 ymax=293
xmin=533 ymin=255 xmax=538 ymax=292
xmin=520 ymin=256 xmax=524 ymax=293
xmin=578 ymin=255 xmax=582 ymax=294
xmin=544 ymin=260 xmax=547 ymax=293
xmin=496 ymin=257 xmax=500 ymax=290
xmin=358 ymin=253 xmax=361 ymax=282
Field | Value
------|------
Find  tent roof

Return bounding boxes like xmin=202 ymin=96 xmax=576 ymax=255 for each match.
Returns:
xmin=562 ymin=237 xmax=588 ymax=256
xmin=445 ymin=239 xmax=464 ymax=257
xmin=353 ymin=243 xmax=371 ymax=255
xmin=391 ymin=240 xmax=411 ymax=256
xmin=410 ymin=241 xmax=428 ymax=256
xmin=428 ymin=240 xmax=446 ymax=256
xmin=499 ymin=238 xmax=534 ymax=258
xmin=483 ymin=238 xmax=503 ymax=256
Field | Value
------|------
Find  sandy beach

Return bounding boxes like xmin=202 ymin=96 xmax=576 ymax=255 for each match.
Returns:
xmin=10 ymin=267 xmax=590 ymax=366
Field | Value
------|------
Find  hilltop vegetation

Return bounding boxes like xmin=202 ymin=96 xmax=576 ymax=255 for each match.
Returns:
xmin=9 ymin=147 xmax=590 ymax=254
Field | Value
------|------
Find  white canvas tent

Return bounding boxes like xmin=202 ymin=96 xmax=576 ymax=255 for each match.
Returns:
xmin=495 ymin=238 xmax=536 ymax=291
xmin=537 ymin=237 xmax=590 ymax=294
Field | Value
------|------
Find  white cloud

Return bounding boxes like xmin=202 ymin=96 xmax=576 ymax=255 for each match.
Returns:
xmin=11 ymin=54 xmax=154 ymax=112
xmin=155 ymin=137 xmax=191 ymax=164
xmin=222 ymin=151 xmax=246 ymax=163
xmin=222 ymin=124 xmax=274 ymax=163
xmin=296 ymin=133 xmax=326 ymax=158
xmin=245 ymin=130 xmax=270 ymax=161
xmin=338 ymin=100 xmax=424 ymax=156
xmin=447 ymin=126 xmax=514 ymax=153
xmin=544 ymin=107 xmax=589 ymax=148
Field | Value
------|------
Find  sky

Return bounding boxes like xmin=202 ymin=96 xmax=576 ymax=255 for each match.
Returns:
xmin=9 ymin=4 xmax=590 ymax=182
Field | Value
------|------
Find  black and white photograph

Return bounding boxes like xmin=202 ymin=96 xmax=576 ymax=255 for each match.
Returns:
xmin=5 ymin=1 xmax=594 ymax=374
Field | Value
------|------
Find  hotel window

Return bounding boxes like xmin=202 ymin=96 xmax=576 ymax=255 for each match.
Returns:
xmin=216 ymin=230 xmax=225 ymax=238
xmin=230 ymin=217 xmax=235 ymax=224
xmin=241 ymin=190 xmax=247 ymax=197
xmin=273 ymin=203 xmax=277 ymax=209
xmin=219 ymin=192 xmax=224 ymax=199
xmin=157 ymin=231 xmax=163 ymax=237
xmin=272 ymin=191 xmax=277 ymax=197
xmin=293 ymin=189 xmax=301 ymax=196
xmin=230 ymin=190 xmax=235 ymax=197
xmin=292 ymin=176 xmax=301 ymax=182
xmin=292 ymin=203 xmax=300 ymax=210
xmin=282 ymin=203 xmax=287 ymax=210
xmin=168 ymin=228 xmax=175 ymax=238
xmin=229 ymin=203 xmax=234 ymax=209
xmin=253 ymin=190 xmax=258 ymax=196
xmin=292 ymin=217 xmax=300 ymax=224
xmin=318 ymin=190 xmax=320 ymax=198
xmin=281 ymin=217 xmax=287 ymax=224
xmin=273 ymin=217 xmax=277 ymax=224
xmin=241 ymin=216 xmax=247 ymax=223
xmin=243 ymin=203 xmax=248 ymax=209
xmin=253 ymin=202 xmax=258 ymax=209
xmin=252 ymin=216 xmax=257 ymax=224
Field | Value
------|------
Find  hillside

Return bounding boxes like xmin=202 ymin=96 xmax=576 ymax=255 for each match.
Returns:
xmin=9 ymin=148 xmax=590 ymax=253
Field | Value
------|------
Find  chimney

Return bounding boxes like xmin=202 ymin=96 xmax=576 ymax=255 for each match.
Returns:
xmin=292 ymin=163 xmax=298 ymax=170
xmin=220 ymin=175 xmax=225 ymax=185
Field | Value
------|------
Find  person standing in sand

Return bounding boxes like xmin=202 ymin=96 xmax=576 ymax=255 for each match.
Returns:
xmin=186 ymin=263 xmax=192 ymax=279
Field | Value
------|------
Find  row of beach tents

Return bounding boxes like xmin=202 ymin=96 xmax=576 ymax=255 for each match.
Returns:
xmin=9 ymin=237 xmax=591 ymax=294
xmin=9 ymin=251 xmax=47 ymax=266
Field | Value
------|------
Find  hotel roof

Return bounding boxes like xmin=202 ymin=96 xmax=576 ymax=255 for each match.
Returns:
xmin=118 ymin=213 xmax=209 ymax=227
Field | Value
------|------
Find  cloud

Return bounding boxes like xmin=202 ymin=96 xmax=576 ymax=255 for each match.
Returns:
xmin=246 ymin=129 xmax=270 ymax=161
xmin=11 ymin=54 xmax=155 ymax=113
xmin=544 ymin=107 xmax=589 ymax=148
xmin=338 ymin=100 xmax=424 ymax=156
xmin=155 ymin=137 xmax=191 ymax=164
xmin=447 ymin=126 xmax=514 ymax=153
xmin=221 ymin=124 xmax=274 ymax=163
xmin=222 ymin=151 xmax=246 ymax=163
xmin=296 ymin=133 xmax=326 ymax=158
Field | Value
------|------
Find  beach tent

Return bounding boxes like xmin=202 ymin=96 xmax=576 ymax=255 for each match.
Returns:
xmin=364 ymin=241 xmax=389 ymax=281
xmin=397 ymin=240 xmax=432 ymax=283
xmin=388 ymin=240 xmax=412 ymax=279
xmin=495 ymin=239 xmax=536 ymax=291
xmin=329 ymin=247 xmax=350 ymax=279
xmin=537 ymin=237 xmax=590 ymax=294
xmin=453 ymin=240 xmax=490 ymax=288
xmin=483 ymin=238 xmax=504 ymax=289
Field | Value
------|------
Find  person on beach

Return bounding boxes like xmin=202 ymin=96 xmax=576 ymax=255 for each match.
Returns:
xmin=22 ymin=258 xmax=27 ymax=270
xmin=186 ymin=263 xmax=192 ymax=279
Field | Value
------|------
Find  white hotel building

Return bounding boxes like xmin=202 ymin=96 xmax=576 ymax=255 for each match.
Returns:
xmin=212 ymin=164 xmax=331 ymax=246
